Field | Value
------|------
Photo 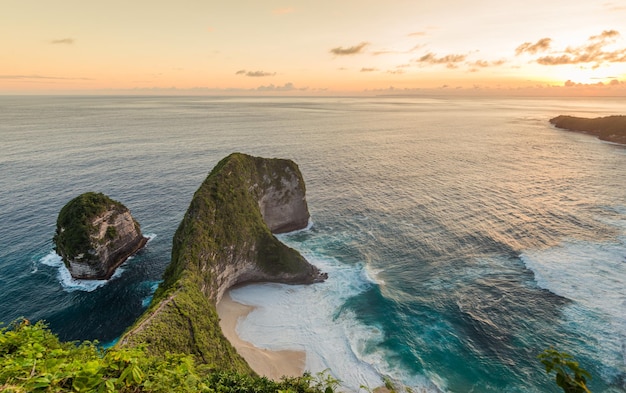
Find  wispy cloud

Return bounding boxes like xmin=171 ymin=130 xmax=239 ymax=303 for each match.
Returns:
xmin=564 ymin=78 xmax=624 ymax=87
xmin=0 ymin=74 xmax=91 ymax=80
xmin=257 ymin=82 xmax=306 ymax=91
xmin=417 ymin=52 xmax=467 ymax=68
xmin=50 ymin=38 xmax=74 ymax=45
xmin=372 ymin=44 xmax=424 ymax=56
xmin=515 ymin=38 xmax=551 ymax=55
xmin=235 ymin=70 xmax=276 ymax=77
xmin=330 ymin=42 xmax=369 ymax=56
xmin=360 ymin=67 xmax=378 ymax=72
xmin=603 ymin=2 xmax=626 ymax=12
xmin=408 ymin=31 xmax=427 ymax=37
xmin=534 ymin=30 xmax=626 ymax=67
xmin=466 ymin=59 xmax=507 ymax=72
xmin=272 ymin=7 xmax=294 ymax=15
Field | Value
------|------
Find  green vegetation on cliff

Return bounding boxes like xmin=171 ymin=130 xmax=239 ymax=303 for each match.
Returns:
xmin=550 ymin=115 xmax=626 ymax=145
xmin=0 ymin=319 xmax=333 ymax=393
xmin=119 ymin=153 xmax=321 ymax=374
xmin=53 ymin=192 xmax=124 ymax=263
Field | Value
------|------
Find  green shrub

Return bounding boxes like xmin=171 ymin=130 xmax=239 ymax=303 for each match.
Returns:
xmin=0 ymin=319 xmax=337 ymax=393
xmin=538 ymin=347 xmax=592 ymax=393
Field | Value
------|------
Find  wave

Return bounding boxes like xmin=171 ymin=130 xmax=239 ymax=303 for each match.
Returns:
xmin=521 ymin=236 xmax=626 ymax=383
xmin=229 ymin=251 xmax=440 ymax=392
xmin=141 ymin=280 xmax=162 ymax=308
xmin=38 ymin=233 xmax=157 ymax=293
xmin=275 ymin=219 xmax=315 ymax=236
xmin=39 ymin=251 xmax=124 ymax=292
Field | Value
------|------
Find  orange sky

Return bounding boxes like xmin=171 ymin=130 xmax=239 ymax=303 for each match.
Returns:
xmin=1 ymin=0 xmax=626 ymax=95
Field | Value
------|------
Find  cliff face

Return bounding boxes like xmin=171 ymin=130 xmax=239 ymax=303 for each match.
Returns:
xmin=54 ymin=192 xmax=147 ymax=280
xmin=550 ymin=115 xmax=626 ymax=145
xmin=119 ymin=153 xmax=324 ymax=372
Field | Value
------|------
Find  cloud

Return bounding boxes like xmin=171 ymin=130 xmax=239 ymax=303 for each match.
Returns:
xmin=563 ymin=78 xmax=625 ymax=87
xmin=408 ymin=31 xmax=427 ymax=37
xmin=372 ymin=44 xmax=424 ymax=56
xmin=466 ymin=59 xmax=507 ymax=72
xmin=534 ymin=30 xmax=626 ymax=67
xmin=257 ymin=82 xmax=306 ymax=91
xmin=360 ymin=67 xmax=378 ymax=72
xmin=330 ymin=42 xmax=369 ymax=56
xmin=417 ymin=52 xmax=467 ymax=68
xmin=0 ymin=74 xmax=91 ymax=80
xmin=272 ymin=7 xmax=294 ymax=15
xmin=603 ymin=2 xmax=626 ymax=11
xmin=235 ymin=70 xmax=276 ymax=77
xmin=515 ymin=38 xmax=551 ymax=55
xmin=50 ymin=38 xmax=74 ymax=45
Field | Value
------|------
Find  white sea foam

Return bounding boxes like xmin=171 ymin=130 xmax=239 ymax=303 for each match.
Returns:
xmin=141 ymin=281 xmax=162 ymax=308
xmin=230 ymin=253 xmax=439 ymax=392
xmin=40 ymin=251 xmax=123 ymax=292
xmin=521 ymin=235 xmax=626 ymax=381
xmin=38 ymin=234 xmax=156 ymax=293
xmin=276 ymin=219 xmax=314 ymax=236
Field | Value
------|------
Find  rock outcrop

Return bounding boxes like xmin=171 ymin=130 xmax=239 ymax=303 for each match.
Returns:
xmin=54 ymin=192 xmax=147 ymax=280
xmin=550 ymin=115 xmax=626 ymax=145
xmin=119 ymin=153 xmax=325 ymax=372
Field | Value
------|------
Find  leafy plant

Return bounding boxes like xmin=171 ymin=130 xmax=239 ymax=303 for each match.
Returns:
xmin=0 ymin=319 xmax=337 ymax=393
xmin=538 ymin=347 xmax=591 ymax=393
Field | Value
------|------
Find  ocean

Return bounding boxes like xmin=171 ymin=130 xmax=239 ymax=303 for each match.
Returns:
xmin=0 ymin=95 xmax=624 ymax=392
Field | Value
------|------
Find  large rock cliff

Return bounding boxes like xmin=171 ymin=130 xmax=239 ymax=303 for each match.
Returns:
xmin=54 ymin=192 xmax=148 ymax=280
xmin=119 ymin=153 xmax=324 ymax=372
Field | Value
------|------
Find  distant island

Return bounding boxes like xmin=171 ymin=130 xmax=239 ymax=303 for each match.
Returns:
xmin=549 ymin=115 xmax=626 ymax=145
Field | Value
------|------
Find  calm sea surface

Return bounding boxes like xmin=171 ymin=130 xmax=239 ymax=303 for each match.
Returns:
xmin=0 ymin=96 xmax=624 ymax=392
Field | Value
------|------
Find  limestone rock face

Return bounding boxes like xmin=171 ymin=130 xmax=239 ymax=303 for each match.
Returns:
xmin=54 ymin=192 xmax=147 ymax=280
xmin=257 ymin=165 xmax=310 ymax=234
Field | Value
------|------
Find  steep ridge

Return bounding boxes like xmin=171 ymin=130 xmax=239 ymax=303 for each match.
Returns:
xmin=119 ymin=153 xmax=325 ymax=373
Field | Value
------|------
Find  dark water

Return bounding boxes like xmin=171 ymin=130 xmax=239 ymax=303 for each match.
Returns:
xmin=0 ymin=96 xmax=624 ymax=392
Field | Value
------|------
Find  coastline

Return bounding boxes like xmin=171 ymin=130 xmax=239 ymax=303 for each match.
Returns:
xmin=216 ymin=290 xmax=306 ymax=380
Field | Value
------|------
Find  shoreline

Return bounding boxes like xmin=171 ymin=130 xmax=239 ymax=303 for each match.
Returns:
xmin=216 ymin=290 xmax=306 ymax=380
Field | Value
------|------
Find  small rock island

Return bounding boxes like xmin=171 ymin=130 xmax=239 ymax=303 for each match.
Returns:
xmin=550 ymin=115 xmax=626 ymax=145
xmin=119 ymin=153 xmax=325 ymax=371
xmin=54 ymin=192 xmax=147 ymax=280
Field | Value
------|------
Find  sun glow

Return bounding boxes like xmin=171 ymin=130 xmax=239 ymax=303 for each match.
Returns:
xmin=553 ymin=63 xmax=626 ymax=85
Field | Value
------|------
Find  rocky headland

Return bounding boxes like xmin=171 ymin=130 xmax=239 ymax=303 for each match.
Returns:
xmin=54 ymin=192 xmax=147 ymax=280
xmin=118 ymin=153 xmax=325 ymax=372
xmin=549 ymin=115 xmax=626 ymax=145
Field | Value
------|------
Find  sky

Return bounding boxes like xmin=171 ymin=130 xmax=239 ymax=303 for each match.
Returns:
xmin=1 ymin=0 xmax=626 ymax=95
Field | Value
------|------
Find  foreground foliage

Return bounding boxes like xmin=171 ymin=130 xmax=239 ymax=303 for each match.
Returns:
xmin=0 ymin=320 xmax=333 ymax=393
xmin=538 ymin=348 xmax=592 ymax=393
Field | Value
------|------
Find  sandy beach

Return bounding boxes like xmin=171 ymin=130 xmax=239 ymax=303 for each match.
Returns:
xmin=217 ymin=291 xmax=306 ymax=380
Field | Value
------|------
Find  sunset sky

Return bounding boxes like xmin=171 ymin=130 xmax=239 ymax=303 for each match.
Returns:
xmin=2 ymin=0 xmax=626 ymax=95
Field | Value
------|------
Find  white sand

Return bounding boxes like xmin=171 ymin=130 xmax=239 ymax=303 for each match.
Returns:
xmin=217 ymin=291 xmax=306 ymax=380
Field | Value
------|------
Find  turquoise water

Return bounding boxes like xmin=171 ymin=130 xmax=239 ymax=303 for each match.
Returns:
xmin=0 ymin=96 xmax=624 ymax=392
